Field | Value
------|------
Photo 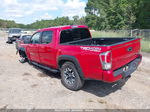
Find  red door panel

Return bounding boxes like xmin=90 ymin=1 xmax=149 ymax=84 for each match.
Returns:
xmin=38 ymin=44 xmax=56 ymax=67
xmin=28 ymin=44 xmax=40 ymax=63
xmin=38 ymin=30 xmax=56 ymax=68
xmin=27 ymin=32 xmax=41 ymax=63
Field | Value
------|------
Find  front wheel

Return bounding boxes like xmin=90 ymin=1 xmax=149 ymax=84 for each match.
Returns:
xmin=19 ymin=56 xmax=27 ymax=63
xmin=60 ymin=62 xmax=84 ymax=91
xmin=18 ymin=51 xmax=28 ymax=63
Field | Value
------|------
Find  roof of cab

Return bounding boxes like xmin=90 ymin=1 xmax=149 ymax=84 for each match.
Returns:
xmin=37 ymin=25 xmax=88 ymax=32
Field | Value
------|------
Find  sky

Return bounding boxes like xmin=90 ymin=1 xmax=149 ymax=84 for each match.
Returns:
xmin=0 ymin=0 xmax=88 ymax=24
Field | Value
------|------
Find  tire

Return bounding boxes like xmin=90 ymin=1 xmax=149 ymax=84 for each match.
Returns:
xmin=60 ymin=62 xmax=84 ymax=91
xmin=18 ymin=51 xmax=27 ymax=63
xmin=19 ymin=56 xmax=27 ymax=63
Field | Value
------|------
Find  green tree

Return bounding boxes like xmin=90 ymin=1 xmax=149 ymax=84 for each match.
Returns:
xmin=135 ymin=0 xmax=150 ymax=29
xmin=85 ymin=0 xmax=149 ymax=30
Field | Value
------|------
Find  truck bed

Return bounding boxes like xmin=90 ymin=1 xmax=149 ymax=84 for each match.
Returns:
xmin=64 ymin=38 xmax=135 ymax=46
xmin=62 ymin=37 xmax=141 ymax=70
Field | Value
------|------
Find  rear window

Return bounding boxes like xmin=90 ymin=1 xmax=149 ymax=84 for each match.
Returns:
xmin=60 ymin=28 xmax=91 ymax=43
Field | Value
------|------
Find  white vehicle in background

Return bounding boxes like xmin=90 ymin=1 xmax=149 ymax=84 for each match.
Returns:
xmin=6 ymin=28 xmax=22 ymax=44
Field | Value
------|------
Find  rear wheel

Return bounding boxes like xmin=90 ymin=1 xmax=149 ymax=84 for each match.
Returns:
xmin=60 ymin=62 xmax=84 ymax=91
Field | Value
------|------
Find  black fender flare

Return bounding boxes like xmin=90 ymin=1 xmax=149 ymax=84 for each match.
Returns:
xmin=18 ymin=47 xmax=26 ymax=52
xmin=58 ymin=55 xmax=85 ymax=79
xmin=18 ymin=47 xmax=27 ymax=58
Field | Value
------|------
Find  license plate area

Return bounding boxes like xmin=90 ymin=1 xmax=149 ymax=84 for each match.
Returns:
xmin=114 ymin=58 xmax=141 ymax=77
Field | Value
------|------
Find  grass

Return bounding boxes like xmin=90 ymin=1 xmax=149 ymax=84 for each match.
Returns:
xmin=91 ymin=31 xmax=150 ymax=53
xmin=141 ymin=40 xmax=150 ymax=53
xmin=91 ymin=30 xmax=129 ymax=37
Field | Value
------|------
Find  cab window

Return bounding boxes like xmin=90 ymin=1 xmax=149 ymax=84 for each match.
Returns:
xmin=60 ymin=28 xmax=91 ymax=43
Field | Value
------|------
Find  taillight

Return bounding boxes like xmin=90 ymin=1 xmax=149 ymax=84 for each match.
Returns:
xmin=99 ymin=51 xmax=112 ymax=70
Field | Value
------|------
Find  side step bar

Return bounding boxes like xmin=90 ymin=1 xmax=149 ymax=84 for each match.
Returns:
xmin=31 ymin=62 xmax=59 ymax=73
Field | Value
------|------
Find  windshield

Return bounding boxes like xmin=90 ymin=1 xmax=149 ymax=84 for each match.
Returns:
xmin=9 ymin=29 xmax=21 ymax=33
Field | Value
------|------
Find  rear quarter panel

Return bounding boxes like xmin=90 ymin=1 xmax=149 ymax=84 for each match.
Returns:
xmin=57 ymin=45 xmax=110 ymax=80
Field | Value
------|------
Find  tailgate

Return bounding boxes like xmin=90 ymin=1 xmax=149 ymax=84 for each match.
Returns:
xmin=111 ymin=38 xmax=141 ymax=70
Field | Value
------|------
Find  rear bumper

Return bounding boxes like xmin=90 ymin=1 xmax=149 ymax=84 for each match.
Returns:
xmin=102 ymin=54 xmax=142 ymax=83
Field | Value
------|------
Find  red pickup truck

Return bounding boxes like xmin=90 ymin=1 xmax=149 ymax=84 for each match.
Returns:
xmin=18 ymin=25 xmax=142 ymax=90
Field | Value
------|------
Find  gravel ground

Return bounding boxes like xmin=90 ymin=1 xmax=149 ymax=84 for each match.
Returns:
xmin=0 ymin=37 xmax=150 ymax=109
